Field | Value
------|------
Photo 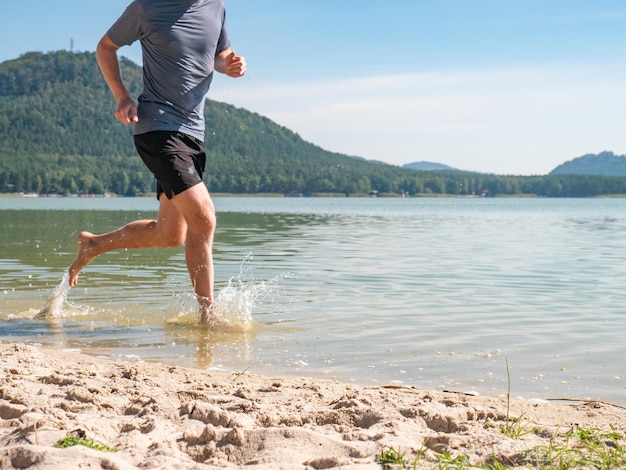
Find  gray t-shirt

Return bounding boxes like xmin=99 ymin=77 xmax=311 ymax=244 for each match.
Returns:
xmin=107 ymin=0 xmax=230 ymax=141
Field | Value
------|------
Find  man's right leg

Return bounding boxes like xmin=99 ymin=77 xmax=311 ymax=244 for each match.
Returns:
xmin=167 ymin=183 xmax=217 ymax=323
xmin=68 ymin=195 xmax=187 ymax=286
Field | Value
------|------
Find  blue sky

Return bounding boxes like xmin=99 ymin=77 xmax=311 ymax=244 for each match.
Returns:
xmin=2 ymin=1 xmax=626 ymax=175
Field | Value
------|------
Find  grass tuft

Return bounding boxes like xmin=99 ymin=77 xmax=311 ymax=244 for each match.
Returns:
xmin=376 ymin=447 xmax=406 ymax=467
xmin=378 ymin=424 xmax=624 ymax=469
xmin=54 ymin=430 xmax=118 ymax=453
xmin=522 ymin=425 xmax=626 ymax=469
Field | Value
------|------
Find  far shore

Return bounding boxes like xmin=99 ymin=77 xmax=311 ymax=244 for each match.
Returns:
xmin=6 ymin=191 xmax=626 ymax=200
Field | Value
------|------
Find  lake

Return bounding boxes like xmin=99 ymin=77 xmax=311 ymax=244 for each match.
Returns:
xmin=0 ymin=196 xmax=624 ymax=406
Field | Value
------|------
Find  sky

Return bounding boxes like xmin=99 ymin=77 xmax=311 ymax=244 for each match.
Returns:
xmin=2 ymin=1 xmax=626 ymax=175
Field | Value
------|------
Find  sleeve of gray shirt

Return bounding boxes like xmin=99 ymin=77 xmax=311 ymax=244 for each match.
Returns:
xmin=107 ymin=1 xmax=147 ymax=46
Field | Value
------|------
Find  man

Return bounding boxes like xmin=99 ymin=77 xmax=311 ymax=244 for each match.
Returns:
xmin=68 ymin=0 xmax=246 ymax=323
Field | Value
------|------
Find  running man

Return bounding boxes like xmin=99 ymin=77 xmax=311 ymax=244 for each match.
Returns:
xmin=68 ymin=0 xmax=246 ymax=322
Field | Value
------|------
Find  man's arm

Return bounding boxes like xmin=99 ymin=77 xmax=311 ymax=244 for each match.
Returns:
xmin=215 ymin=49 xmax=247 ymax=78
xmin=96 ymin=34 xmax=138 ymax=125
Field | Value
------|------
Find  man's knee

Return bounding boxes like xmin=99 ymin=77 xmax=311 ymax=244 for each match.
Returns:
xmin=173 ymin=183 xmax=216 ymax=234
xmin=189 ymin=209 xmax=216 ymax=236
xmin=149 ymin=217 xmax=186 ymax=247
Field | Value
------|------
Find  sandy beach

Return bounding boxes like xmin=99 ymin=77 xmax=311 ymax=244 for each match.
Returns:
xmin=0 ymin=342 xmax=624 ymax=469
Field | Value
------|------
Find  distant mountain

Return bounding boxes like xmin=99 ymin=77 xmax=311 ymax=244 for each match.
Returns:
xmin=403 ymin=161 xmax=460 ymax=171
xmin=550 ymin=151 xmax=626 ymax=176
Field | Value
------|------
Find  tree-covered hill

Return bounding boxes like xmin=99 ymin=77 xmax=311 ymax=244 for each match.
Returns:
xmin=549 ymin=151 xmax=626 ymax=176
xmin=0 ymin=50 xmax=419 ymax=196
xmin=2 ymin=50 xmax=626 ymax=197
xmin=0 ymin=51 xmax=145 ymax=195
xmin=403 ymin=161 xmax=461 ymax=171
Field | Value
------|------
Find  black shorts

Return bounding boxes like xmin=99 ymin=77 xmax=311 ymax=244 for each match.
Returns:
xmin=134 ymin=131 xmax=206 ymax=200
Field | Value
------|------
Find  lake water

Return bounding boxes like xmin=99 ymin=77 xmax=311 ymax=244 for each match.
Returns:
xmin=0 ymin=196 xmax=624 ymax=406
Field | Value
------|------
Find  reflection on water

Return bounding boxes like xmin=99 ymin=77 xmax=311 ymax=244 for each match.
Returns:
xmin=0 ymin=197 xmax=625 ymax=406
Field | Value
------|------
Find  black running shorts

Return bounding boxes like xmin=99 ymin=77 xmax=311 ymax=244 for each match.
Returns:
xmin=134 ymin=131 xmax=206 ymax=200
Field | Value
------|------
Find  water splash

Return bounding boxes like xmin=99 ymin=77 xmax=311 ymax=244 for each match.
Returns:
xmin=165 ymin=254 xmax=283 ymax=331
xmin=35 ymin=272 xmax=71 ymax=319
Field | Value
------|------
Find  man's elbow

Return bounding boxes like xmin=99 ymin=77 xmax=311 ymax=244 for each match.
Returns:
xmin=97 ymin=35 xmax=120 ymax=56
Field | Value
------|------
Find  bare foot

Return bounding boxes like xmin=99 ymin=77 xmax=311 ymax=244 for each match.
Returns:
xmin=68 ymin=231 xmax=98 ymax=287
xmin=199 ymin=298 xmax=215 ymax=324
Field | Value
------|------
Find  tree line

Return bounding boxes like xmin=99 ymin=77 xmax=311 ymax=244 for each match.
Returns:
xmin=2 ymin=50 xmax=626 ymax=197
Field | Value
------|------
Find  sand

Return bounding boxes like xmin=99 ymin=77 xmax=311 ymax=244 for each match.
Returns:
xmin=0 ymin=342 xmax=624 ymax=469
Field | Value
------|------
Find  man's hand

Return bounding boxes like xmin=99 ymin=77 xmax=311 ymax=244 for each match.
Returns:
xmin=115 ymin=96 xmax=138 ymax=125
xmin=216 ymin=50 xmax=247 ymax=77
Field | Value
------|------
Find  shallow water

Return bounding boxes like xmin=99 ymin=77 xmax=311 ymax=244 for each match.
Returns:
xmin=0 ymin=196 xmax=624 ymax=406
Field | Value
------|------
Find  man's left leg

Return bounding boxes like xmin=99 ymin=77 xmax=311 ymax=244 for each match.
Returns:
xmin=68 ymin=193 xmax=187 ymax=287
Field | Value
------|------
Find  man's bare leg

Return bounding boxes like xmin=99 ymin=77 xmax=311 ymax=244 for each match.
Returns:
xmin=68 ymin=196 xmax=187 ymax=287
xmin=168 ymin=183 xmax=217 ymax=323
xmin=68 ymin=185 xmax=216 ymax=322
xmin=187 ymin=232 xmax=215 ymax=322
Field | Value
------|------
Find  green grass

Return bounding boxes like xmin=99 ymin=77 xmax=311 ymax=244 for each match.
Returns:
xmin=499 ymin=414 xmax=539 ymax=440
xmin=54 ymin=431 xmax=119 ymax=453
xmin=499 ymin=358 xmax=540 ymax=439
xmin=522 ymin=425 xmax=626 ymax=470
xmin=376 ymin=447 xmax=407 ymax=467
xmin=377 ymin=425 xmax=625 ymax=469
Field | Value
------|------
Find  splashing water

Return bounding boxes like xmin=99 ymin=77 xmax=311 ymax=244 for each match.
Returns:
xmin=165 ymin=254 xmax=282 ymax=331
xmin=35 ymin=272 xmax=71 ymax=319
xmin=33 ymin=255 xmax=284 ymax=329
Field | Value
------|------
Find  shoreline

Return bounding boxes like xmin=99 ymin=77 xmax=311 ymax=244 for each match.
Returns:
xmin=1 ymin=343 xmax=624 ymax=469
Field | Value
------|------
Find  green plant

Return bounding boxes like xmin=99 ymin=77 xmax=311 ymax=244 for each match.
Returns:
xmin=499 ymin=358 xmax=539 ymax=439
xmin=379 ymin=423 xmax=625 ymax=469
xmin=435 ymin=451 xmax=472 ymax=469
xmin=500 ymin=413 xmax=539 ymax=439
xmin=54 ymin=430 xmax=118 ymax=453
xmin=376 ymin=447 xmax=406 ymax=467
xmin=481 ymin=459 xmax=511 ymax=470
xmin=523 ymin=425 xmax=626 ymax=469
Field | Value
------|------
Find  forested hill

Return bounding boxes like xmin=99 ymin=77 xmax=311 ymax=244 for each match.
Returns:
xmin=2 ymin=50 xmax=626 ymax=198
xmin=0 ymin=50 xmax=416 ymax=196
xmin=550 ymin=151 xmax=626 ymax=176
xmin=403 ymin=161 xmax=460 ymax=171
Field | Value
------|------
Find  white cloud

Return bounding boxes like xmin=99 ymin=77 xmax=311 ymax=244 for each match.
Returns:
xmin=212 ymin=63 xmax=626 ymax=175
